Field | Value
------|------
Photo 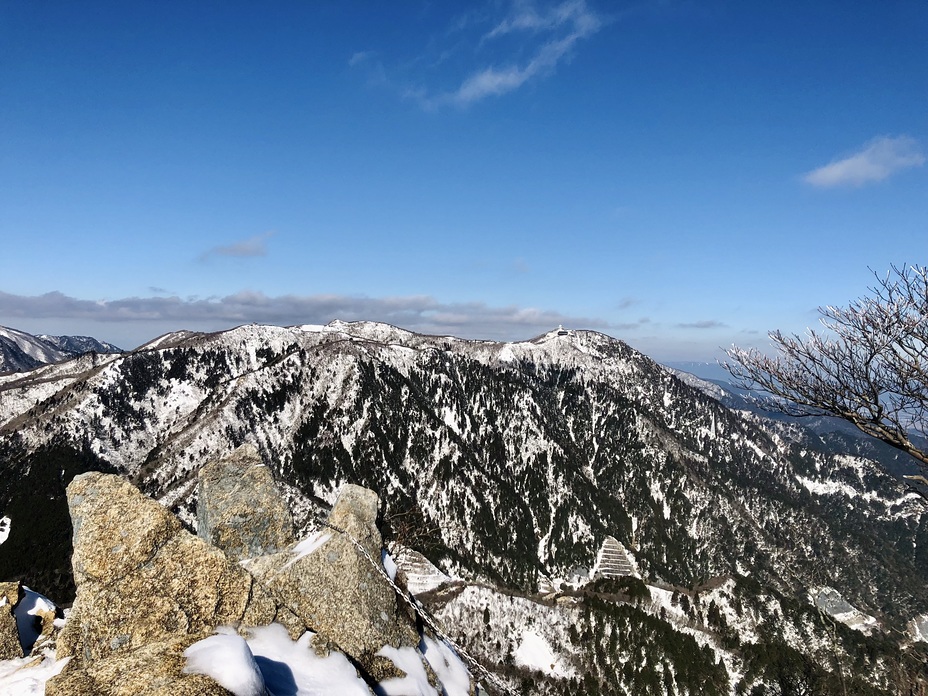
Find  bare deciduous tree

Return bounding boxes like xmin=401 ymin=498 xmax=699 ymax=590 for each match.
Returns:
xmin=724 ymin=265 xmax=928 ymax=484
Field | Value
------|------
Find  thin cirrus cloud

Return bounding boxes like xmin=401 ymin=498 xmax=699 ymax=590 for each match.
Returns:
xmin=449 ymin=0 xmax=601 ymax=106
xmin=198 ymin=232 xmax=275 ymax=262
xmin=0 ymin=289 xmax=615 ymax=342
xmin=802 ymin=135 xmax=925 ymax=188
xmin=357 ymin=1 xmax=603 ymax=109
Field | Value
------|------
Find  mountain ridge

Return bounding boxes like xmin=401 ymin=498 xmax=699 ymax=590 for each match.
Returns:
xmin=1 ymin=320 xmax=926 ymax=692
xmin=0 ymin=325 xmax=121 ymax=374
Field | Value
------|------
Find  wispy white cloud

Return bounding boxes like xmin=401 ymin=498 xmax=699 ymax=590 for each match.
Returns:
xmin=803 ymin=135 xmax=925 ymax=188
xmin=367 ymin=1 xmax=602 ymax=110
xmin=485 ymin=0 xmax=600 ymax=39
xmin=198 ymin=232 xmax=275 ymax=262
xmin=0 ymin=289 xmax=615 ymax=344
xmin=446 ymin=1 xmax=601 ymax=106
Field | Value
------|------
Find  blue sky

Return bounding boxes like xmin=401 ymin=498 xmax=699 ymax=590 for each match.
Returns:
xmin=1 ymin=0 xmax=926 ymax=361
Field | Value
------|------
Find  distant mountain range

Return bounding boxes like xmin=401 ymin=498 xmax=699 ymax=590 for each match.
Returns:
xmin=1 ymin=321 xmax=926 ymax=693
xmin=0 ymin=326 xmax=121 ymax=373
xmin=666 ymin=362 xmax=928 ymax=486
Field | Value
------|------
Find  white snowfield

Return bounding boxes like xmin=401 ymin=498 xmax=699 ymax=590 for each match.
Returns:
xmin=514 ymin=629 xmax=572 ymax=678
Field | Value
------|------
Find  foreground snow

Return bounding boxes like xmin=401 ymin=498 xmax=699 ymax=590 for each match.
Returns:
xmin=184 ymin=624 xmax=372 ymax=696
xmin=0 ymin=621 xmax=474 ymax=696
xmin=0 ymin=649 xmax=68 ymax=696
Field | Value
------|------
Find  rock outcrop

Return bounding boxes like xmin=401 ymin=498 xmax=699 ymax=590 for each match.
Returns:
xmin=197 ymin=444 xmax=295 ymax=561
xmin=247 ymin=484 xmax=420 ymax=681
xmin=44 ymin=470 xmax=451 ymax=695
xmin=50 ymin=472 xmax=283 ymax=691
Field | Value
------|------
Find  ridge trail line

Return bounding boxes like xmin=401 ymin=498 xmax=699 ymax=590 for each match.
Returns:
xmin=320 ymin=520 xmax=516 ymax=696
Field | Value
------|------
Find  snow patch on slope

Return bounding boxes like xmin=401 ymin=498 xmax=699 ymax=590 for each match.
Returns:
xmin=514 ymin=630 xmax=570 ymax=677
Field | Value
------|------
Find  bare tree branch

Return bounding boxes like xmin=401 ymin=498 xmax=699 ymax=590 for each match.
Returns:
xmin=724 ymin=264 xmax=928 ymax=473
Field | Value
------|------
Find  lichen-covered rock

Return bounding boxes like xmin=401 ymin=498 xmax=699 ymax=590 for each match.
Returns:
xmin=0 ymin=581 xmax=23 ymax=659
xmin=47 ymin=634 xmax=232 ymax=696
xmin=247 ymin=484 xmax=419 ymax=681
xmin=48 ymin=472 xmax=440 ymax=693
xmin=56 ymin=472 xmax=280 ymax=671
xmin=197 ymin=444 xmax=295 ymax=561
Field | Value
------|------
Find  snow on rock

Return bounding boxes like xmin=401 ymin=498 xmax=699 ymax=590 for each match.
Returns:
xmin=421 ymin=636 xmax=471 ymax=696
xmin=13 ymin=588 xmax=56 ymax=655
xmin=245 ymin=623 xmax=372 ymax=696
xmin=813 ymin=587 xmax=878 ymax=634
xmin=281 ymin=530 xmax=332 ymax=571
xmin=908 ymin=615 xmax=928 ymax=642
xmin=376 ymin=645 xmax=438 ymax=695
xmin=382 ymin=550 xmax=398 ymax=582
xmin=0 ymin=648 xmax=69 ymax=695
xmin=183 ymin=628 xmax=267 ymax=696
xmin=184 ymin=597 xmax=424 ymax=696
xmin=0 ymin=518 xmax=8 ymax=546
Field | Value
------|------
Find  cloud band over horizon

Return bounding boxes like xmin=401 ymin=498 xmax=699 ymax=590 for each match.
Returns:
xmin=0 ymin=289 xmax=622 ymax=345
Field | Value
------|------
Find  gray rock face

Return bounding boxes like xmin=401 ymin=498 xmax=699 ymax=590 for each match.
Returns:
xmin=52 ymin=472 xmax=281 ymax=690
xmin=814 ymin=587 xmax=856 ymax=616
xmin=248 ymin=484 xmax=419 ymax=681
xmin=197 ymin=444 xmax=295 ymax=561
xmin=812 ymin=586 xmax=878 ymax=634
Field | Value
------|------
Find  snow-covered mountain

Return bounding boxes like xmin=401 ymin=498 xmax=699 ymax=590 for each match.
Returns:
xmin=36 ymin=332 xmax=121 ymax=357
xmin=670 ymin=366 xmax=928 ymax=489
xmin=1 ymin=320 xmax=926 ymax=693
xmin=0 ymin=325 xmax=121 ymax=373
